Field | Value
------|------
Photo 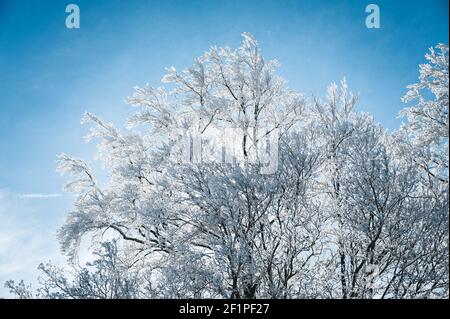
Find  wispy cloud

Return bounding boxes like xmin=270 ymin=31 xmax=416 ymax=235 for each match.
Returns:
xmin=17 ymin=193 xmax=62 ymax=199
xmin=0 ymin=191 xmax=63 ymax=200
xmin=0 ymin=189 xmax=66 ymax=297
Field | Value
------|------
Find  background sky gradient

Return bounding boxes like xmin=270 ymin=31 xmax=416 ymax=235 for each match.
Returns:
xmin=0 ymin=0 xmax=448 ymax=296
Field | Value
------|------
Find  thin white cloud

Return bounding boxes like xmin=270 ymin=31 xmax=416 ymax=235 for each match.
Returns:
xmin=17 ymin=193 xmax=62 ymax=199
xmin=0 ymin=191 xmax=66 ymax=297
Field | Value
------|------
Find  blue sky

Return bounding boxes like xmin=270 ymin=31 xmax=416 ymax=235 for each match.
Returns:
xmin=0 ymin=0 xmax=448 ymax=296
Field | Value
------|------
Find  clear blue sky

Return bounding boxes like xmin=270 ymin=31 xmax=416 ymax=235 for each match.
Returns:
xmin=0 ymin=0 xmax=448 ymax=296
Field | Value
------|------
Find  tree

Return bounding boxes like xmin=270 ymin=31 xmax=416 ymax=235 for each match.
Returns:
xmin=399 ymin=44 xmax=449 ymax=184
xmin=389 ymin=43 xmax=449 ymax=298
xmin=5 ymin=35 xmax=449 ymax=299
xmin=6 ymin=241 xmax=146 ymax=299
xmin=52 ymin=33 xmax=325 ymax=299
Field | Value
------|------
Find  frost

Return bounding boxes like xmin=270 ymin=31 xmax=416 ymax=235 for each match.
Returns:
xmin=7 ymin=35 xmax=448 ymax=300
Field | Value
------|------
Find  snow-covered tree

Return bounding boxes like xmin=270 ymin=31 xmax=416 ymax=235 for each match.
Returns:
xmin=51 ymin=33 xmax=325 ymax=299
xmin=390 ymin=43 xmax=449 ymax=298
xmin=399 ymin=44 xmax=449 ymax=184
xmin=5 ymin=35 xmax=448 ymax=299
xmin=6 ymin=241 xmax=147 ymax=299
